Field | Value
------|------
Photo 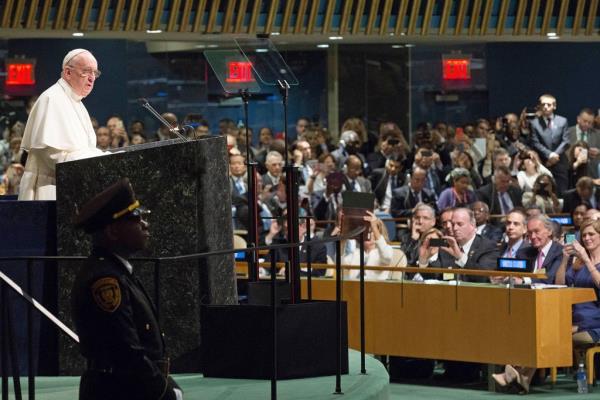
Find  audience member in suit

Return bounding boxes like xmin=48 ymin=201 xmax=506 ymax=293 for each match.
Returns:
xmin=369 ymin=157 xmax=404 ymax=212
xmin=390 ymin=166 xmax=436 ymax=218
xmin=563 ymin=177 xmax=600 ymax=212
xmin=264 ymin=211 xmax=328 ymax=277
xmin=343 ymin=155 xmax=372 ymax=193
xmin=528 ymin=94 xmax=570 ymax=195
xmin=311 ymin=172 xmax=344 ymax=223
xmin=439 ymin=207 xmax=455 ymax=237
xmin=411 ymin=147 xmax=447 ymax=198
xmin=568 ymin=108 xmax=600 ymax=179
xmin=418 ymin=207 xmax=499 ymax=381
xmin=494 ymin=219 xmax=600 ymax=394
xmin=366 ymin=130 xmax=405 ymax=170
xmin=515 ymin=214 xmax=563 ymax=285
xmin=572 ymin=203 xmax=590 ymax=241
xmin=476 ymin=165 xmax=523 ymax=217
xmin=331 ymin=130 xmax=367 ymax=172
xmin=397 ymin=203 xmax=437 ymax=267
xmin=291 ymin=139 xmax=314 ymax=187
xmin=491 ymin=209 xmax=531 ymax=284
xmin=261 ymin=151 xmax=284 ymax=188
xmin=229 ymin=153 xmax=249 ymax=230
xmin=472 ymin=201 xmax=503 ymax=242
xmin=418 ymin=207 xmax=499 ymax=284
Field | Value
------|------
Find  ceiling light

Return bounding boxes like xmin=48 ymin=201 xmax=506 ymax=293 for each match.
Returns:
xmin=405 ymin=44 xmax=415 ymax=48
xmin=270 ymin=32 xmax=281 ymax=36
xmin=207 ymin=44 xmax=219 ymax=48
xmin=256 ymin=48 xmax=269 ymax=53
xmin=146 ymin=29 xmax=162 ymax=34
xmin=195 ymin=44 xmax=206 ymax=49
xmin=317 ymin=44 xmax=329 ymax=48
xmin=547 ymin=32 xmax=557 ymax=37
xmin=548 ymin=36 xmax=560 ymax=40
xmin=72 ymin=32 xmax=84 ymax=37
xmin=329 ymin=36 xmax=343 ymax=40
xmin=391 ymin=45 xmax=404 ymax=49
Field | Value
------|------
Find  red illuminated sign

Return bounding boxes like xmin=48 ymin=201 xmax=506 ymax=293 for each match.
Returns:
xmin=226 ymin=61 xmax=254 ymax=83
xmin=442 ymin=58 xmax=471 ymax=80
xmin=6 ymin=61 xmax=36 ymax=85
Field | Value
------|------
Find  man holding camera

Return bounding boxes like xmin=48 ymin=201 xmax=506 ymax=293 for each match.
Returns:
xmin=418 ymin=207 xmax=499 ymax=283
xmin=527 ymin=94 xmax=570 ymax=195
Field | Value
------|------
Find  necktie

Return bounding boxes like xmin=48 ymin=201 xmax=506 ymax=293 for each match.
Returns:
xmin=351 ymin=180 xmax=357 ymax=192
xmin=235 ymin=179 xmax=245 ymax=194
xmin=536 ymin=251 xmax=544 ymax=271
xmin=391 ymin=176 xmax=397 ymax=189
xmin=507 ymin=247 xmax=513 ymax=258
xmin=582 ymin=131 xmax=589 ymax=142
xmin=499 ymin=192 xmax=510 ymax=214
xmin=546 ymin=118 xmax=552 ymax=130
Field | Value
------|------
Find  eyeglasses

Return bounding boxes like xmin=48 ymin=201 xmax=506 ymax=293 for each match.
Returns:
xmin=67 ymin=64 xmax=101 ymax=78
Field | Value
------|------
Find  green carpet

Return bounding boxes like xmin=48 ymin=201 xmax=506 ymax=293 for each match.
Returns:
xmin=3 ymin=351 xmax=389 ymax=400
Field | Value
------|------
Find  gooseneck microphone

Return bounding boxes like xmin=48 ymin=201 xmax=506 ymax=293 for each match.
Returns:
xmin=137 ymin=98 xmax=189 ymax=142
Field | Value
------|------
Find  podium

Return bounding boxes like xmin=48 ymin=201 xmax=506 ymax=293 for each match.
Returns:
xmin=55 ymin=136 xmax=237 ymax=374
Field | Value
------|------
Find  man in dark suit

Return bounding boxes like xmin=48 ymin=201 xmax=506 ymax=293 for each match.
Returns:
xmin=390 ymin=166 xmax=437 ymax=217
xmin=491 ymin=209 xmax=531 ymax=284
xmin=476 ymin=165 xmax=523 ymax=217
xmin=366 ymin=131 xmax=404 ymax=170
xmin=516 ymin=214 xmax=563 ymax=284
xmin=563 ymin=177 xmax=600 ymax=212
xmin=343 ymin=155 xmax=372 ymax=193
xmin=472 ymin=201 xmax=503 ymax=242
xmin=528 ymin=94 xmax=570 ymax=195
xmin=369 ymin=157 xmax=404 ymax=212
xmin=568 ymin=108 xmax=600 ymax=178
xmin=418 ymin=207 xmax=499 ymax=284
xmin=71 ymin=179 xmax=182 ymax=400
xmin=264 ymin=210 xmax=328 ymax=276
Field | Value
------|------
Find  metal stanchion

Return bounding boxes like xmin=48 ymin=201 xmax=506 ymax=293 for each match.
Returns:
xmin=306 ymin=216 xmax=312 ymax=301
xmin=154 ymin=260 xmax=160 ymax=320
xmin=359 ymin=233 xmax=366 ymax=374
xmin=2 ymin=281 xmax=23 ymax=400
xmin=334 ymin=240 xmax=343 ymax=394
xmin=270 ymin=251 xmax=278 ymax=400
xmin=2 ymin=282 xmax=8 ymax=400
xmin=26 ymin=260 xmax=35 ymax=400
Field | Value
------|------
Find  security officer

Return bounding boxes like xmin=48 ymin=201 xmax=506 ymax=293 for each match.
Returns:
xmin=71 ymin=178 xmax=182 ymax=400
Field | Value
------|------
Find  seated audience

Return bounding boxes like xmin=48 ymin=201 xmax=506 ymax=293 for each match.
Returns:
xmin=515 ymin=150 xmax=552 ymax=193
xmin=390 ymin=166 xmax=436 ymax=218
xmin=563 ymin=176 xmax=599 ymax=212
xmin=370 ymin=157 xmax=404 ymax=213
xmin=306 ymin=153 xmax=336 ymax=194
xmin=522 ymin=175 xmax=563 ymax=214
xmin=476 ymin=165 xmax=523 ymax=217
xmin=568 ymin=140 xmax=591 ymax=188
xmin=342 ymin=211 xmax=404 ymax=280
xmin=439 ymin=207 xmax=455 ymax=236
xmin=572 ymin=203 xmax=589 ymax=240
xmin=343 ymin=155 xmax=372 ymax=193
xmin=494 ymin=219 xmax=600 ymax=393
xmin=437 ymin=168 xmax=477 ymax=210
xmin=472 ymin=201 xmax=503 ymax=242
xmin=418 ymin=207 xmax=499 ymax=283
xmin=397 ymin=203 xmax=437 ymax=266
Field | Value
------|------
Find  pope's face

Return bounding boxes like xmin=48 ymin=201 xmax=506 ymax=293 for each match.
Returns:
xmin=64 ymin=52 xmax=98 ymax=98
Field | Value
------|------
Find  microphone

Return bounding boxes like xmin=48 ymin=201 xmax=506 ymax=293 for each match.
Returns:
xmin=137 ymin=98 xmax=189 ymax=142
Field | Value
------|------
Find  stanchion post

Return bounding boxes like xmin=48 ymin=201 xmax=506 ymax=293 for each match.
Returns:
xmin=359 ymin=232 xmax=366 ymax=374
xmin=2 ymin=282 xmax=8 ymax=400
xmin=26 ymin=260 xmax=35 ymax=400
xmin=306 ymin=216 xmax=312 ymax=301
xmin=270 ymin=250 xmax=278 ymax=400
xmin=154 ymin=260 xmax=160 ymax=320
xmin=334 ymin=240 xmax=343 ymax=394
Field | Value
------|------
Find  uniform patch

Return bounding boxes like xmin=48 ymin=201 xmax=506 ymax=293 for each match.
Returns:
xmin=91 ymin=277 xmax=121 ymax=312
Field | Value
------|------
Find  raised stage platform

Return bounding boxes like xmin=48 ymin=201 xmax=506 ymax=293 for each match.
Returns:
xmin=4 ymin=351 xmax=390 ymax=400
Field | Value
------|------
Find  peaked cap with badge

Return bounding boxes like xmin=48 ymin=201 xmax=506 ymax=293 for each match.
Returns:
xmin=74 ymin=178 xmax=147 ymax=233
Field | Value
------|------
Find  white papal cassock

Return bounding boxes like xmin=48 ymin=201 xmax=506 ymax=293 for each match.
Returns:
xmin=19 ymin=78 xmax=105 ymax=200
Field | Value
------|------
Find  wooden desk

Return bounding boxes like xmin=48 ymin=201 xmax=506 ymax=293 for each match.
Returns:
xmin=301 ymin=279 xmax=596 ymax=368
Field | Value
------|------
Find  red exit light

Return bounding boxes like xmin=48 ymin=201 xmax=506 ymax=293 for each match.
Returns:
xmin=226 ymin=61 xmax=254 ymax=83
xmin=442 ymin=58 xmax=471 ymax=80
xmin=6 ymin=62 xmax=36 ymax=85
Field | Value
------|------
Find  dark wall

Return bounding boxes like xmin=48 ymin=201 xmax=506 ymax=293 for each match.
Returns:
xmin=7 ymin=39 xmax=128 ymax=126
xmin=487 ymin=42 xmax=600 ymax=124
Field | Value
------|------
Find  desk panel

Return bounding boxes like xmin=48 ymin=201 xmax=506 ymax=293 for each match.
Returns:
xmin=301 ymin=279 xmax=595 ymax=368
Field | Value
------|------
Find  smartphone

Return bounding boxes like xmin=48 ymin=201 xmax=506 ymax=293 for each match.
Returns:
xmin=387 ymin=138 xmax=400 ymax=146
xmin=564 ymin=233 xmax=576 ymax=244
xmin=580 ymin=148 xmax=588 ymax=159
xmin=421 ymin=150 xmax=433 ymax=157
xmin=429 ymin=238 xmax=449 ymax=247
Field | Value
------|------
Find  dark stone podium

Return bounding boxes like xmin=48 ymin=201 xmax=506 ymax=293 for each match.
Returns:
xmin=55 ymin=136 xmax=237 ymax=374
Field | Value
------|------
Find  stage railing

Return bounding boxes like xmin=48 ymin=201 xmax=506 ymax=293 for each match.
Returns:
xmin=0 ymin=226 xmax=366 ymax=400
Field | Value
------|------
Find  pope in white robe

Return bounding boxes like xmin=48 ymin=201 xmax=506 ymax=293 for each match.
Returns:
xmin=19 ymin=49 xmax=106 ymax=201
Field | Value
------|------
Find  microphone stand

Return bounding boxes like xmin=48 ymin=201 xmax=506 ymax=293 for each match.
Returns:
xmin=240 ymin=89 xmax=260 ymax=282
xmin=278 ymin=80 xmax=301 ymax=304
xmin=138 ymin=98 xmax=189 ymax=142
